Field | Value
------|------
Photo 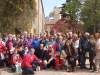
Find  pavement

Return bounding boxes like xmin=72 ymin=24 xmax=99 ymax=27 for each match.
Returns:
xmin=0 ymin=60 xmax=100 ymax=75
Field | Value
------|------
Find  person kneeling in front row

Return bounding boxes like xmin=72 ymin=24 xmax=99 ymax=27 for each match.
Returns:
xmin=21 ymin=48 xmax=40 ymax=75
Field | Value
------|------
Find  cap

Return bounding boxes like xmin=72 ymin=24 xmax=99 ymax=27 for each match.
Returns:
xmin=85 ymin=32 xmax=90 ymax=36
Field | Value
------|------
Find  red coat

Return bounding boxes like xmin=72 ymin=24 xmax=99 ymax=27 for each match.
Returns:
xmin=0 ymin=43 xmax=6 ymax=53
xmin=21 ymin=54 xmax=39 ymax=68
xmin=10 ymin=54 xmax=22 ymax=65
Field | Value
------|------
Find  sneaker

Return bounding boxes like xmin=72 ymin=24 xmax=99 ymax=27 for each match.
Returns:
xmin=92 ymin=70 xmax=98 ymax=73
xmin=88 ymin=68 xmax=93 ymax=71
xmin=67 ymin=69 xmax=71 ymax=72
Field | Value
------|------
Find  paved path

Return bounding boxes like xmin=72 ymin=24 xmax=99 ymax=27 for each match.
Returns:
xmin=0 ymin=67 xmax=100 ymax=75
xmin=0 ymin=60 xmax=100 ymax=75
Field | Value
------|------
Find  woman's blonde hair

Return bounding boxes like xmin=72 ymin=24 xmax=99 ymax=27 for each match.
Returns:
xmin=90 ymin=35 xmax=95 ymax=43
xmin=73 ymin=34 xmax=78 ymax=40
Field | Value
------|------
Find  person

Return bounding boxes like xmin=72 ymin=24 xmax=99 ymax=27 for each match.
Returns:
xmin=64 ymin=40 xmax=76 ymax=72
xmin=19 ymin=45 xmax=29 ymax=59
xmin=47 ymin=45 xmax=55 ymax=68
xmin=48 ymin=35 xmax=55 ymax=47
xmin=37 ymin=44 xmax=47 ymax=69
xmin=54 ymin=36 xmax=64 ymax=70
xmin=2 ymin=33 xmax=8 ymax=43
xmin=87 ymin=35 xmax=97 ymax=72
xmin=40 ymin=35 xmax=48 ymax=47
xmin=95 ymin=33 xmax=100 ymax=72
xmin=10 ymin=49 xmax=22 ymax=72
xmin=21 ymin=48 xmax=40 ymax=75
xmin=31 ymin=34 xmax=41 ymax=56
xmin=0 ymin=35 xmax=6 ymax=68
xmin=25 ymin=33 xmax=33 ymax=49
xmin=72 ymin=34 xmax=79 ymax=67
xmin=6 ymin=34 xmax=17 ymax=67
xmin=79 ymin=32 xmax=90 ymax=69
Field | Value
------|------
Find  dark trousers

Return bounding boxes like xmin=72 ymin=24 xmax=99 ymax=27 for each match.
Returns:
xmin=47 ymin=59 xmax=55 ymax=68
xmin=22 ymin=67 xmax=34 ymax=75
xmin=80 ymin=53 xmax=86 ymax=68
xmin=67 ymin=56 xmax=75 ymax=69
xmin=89 ymin=54 xmax=96 ymax=70
xmin=11 ymin=65 xmax=16 ymax=72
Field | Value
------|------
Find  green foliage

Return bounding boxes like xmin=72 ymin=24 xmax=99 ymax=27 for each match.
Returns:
xmin=0 ymin=0 xmax=37 ymax=34
xmin=80 ymin=0 xmax=100 ymax=33
xmin=60 ymin=0 xmax=81 ymax=21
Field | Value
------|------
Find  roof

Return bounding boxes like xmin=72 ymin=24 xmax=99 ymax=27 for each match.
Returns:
xmin=45 ymin=19 xmax=55 ymax=25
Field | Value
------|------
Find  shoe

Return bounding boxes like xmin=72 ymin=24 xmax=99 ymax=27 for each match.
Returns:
xmin=60 ymin=67 xmax=63 ymax=70
xmin=80 ymin=67 xmax=83 ymax=69
xmin=83 ymin=67 xmax=87 ymax=69
xmin=87 ymin=68 xmax=92 ymax=71
xmin=22 ymin=71 xmax=24 ymax=75
xmin=72 ymin=69 xmax=74 ymax=72
xmin=92 ymin=70 xmax=98 ymax=73
xmin=67 ymin=69 xmax=72 ymax=72
xmin=55 ymin=68 xmax=58 ymax=71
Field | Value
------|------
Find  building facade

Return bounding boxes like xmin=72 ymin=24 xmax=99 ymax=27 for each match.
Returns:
xmin=31 ymin=0 xmax=45 ymax=34
xmin=44 ymin=6 xmax=62 ymax=32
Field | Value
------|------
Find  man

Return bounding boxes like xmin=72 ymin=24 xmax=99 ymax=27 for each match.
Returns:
xmin=31 ymin=34 xmax=41 ymax=56
xmin=79 ymin=32 xmax=90 ymax=69
xmin=21 ymin=48 xmax=40 ymax=75
xmin=37 ymin=44 xmax=47 ymax=69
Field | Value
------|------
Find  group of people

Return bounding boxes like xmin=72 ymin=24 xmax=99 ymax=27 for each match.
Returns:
xmin=0 ymin=30 xmax=100 ymax=75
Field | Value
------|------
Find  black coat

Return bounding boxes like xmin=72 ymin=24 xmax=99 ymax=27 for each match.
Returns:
xmin=19 ymin=50 xmax=29 ymax=58
xmin=88 ymin=40 xmax=96 ymax=57
xmin=37 ymin=49 xmax=47 ymax=61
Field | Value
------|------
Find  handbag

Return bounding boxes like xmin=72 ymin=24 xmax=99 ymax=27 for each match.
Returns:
xmin=15 ymin=63 xmax=22 ymax=73
xmin=60 ymin=50 xmax=67 ymax=59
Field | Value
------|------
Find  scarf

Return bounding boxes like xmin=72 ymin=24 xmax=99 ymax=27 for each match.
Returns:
xmin=13 ymin=54 xmax=19 ymax=62
xmin=8 ymin=40 xmax=13 ymax=50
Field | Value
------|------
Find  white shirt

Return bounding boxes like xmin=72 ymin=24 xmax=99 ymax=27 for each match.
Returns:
xmin=73 ymin=39 xmax=79 ymax=49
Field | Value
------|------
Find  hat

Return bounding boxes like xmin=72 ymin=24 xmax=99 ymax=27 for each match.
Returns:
xmin=85 ymin=32 xmax=90 ymax=36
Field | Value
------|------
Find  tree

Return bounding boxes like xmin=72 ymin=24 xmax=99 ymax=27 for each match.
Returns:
xmin=60 ymin=0 xmax=81 ymax=21
xmin=0 ymin=0 xmax=37 ymax=34
xmin=80 ymin=0 xmax=100 ymax=33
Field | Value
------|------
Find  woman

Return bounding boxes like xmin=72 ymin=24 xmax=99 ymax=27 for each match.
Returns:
xmin=6 ymin=34 xmax=17 ymax=67
xmin=64 ymin=40 xmax=76 ymax=72
xmin=95 ymin=33 xmax=100 ymax=72
xmin=72 ymin=34 xmax=79 ymax=67
xmin=0 ymin=35 xmax=6 ymax=68
xmin=40 ymin=35 xmax=48 ymax=48
xmin=54 ymin=36 xmax=64 ymax=70
xmin=10 ymin=49 xmax=22 ymax=72
xmin=88 ymin=35 xmax=96 ymax=72
xmin=47 ymin=45 xmax=55 ymax=68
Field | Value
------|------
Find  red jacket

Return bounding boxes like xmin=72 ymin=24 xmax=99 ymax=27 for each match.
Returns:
xmin=0 ymin=43 xmax=6 ymax=53
xmin=21 ymin=54 xmax=39 ymax=68
xmin=10 ymin=54 xmax=22 ymax=65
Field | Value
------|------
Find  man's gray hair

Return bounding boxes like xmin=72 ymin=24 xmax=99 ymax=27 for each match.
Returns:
xmin=30 ymin=48 xmax=35 ymax=52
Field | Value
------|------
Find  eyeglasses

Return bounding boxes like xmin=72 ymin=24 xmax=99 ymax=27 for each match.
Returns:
xmin=49 ymin=47 xmax=52 ymax=48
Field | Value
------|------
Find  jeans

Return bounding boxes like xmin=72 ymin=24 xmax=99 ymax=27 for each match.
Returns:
xmin=67 ymin=56 xmax=75 ymax=69
xmin=95 ymin=59 xmax=100 ymax=69
xmin=22 ymin=67 xmax=34 ymax=75
xmin=89 ymin=56 xmax=96 ymax=70
xmin=47 ymin=59 xmax=55 ymax=68
xmin=11 ymin=65 xmax=16 ymax=72
xmin=80 ymin=54 xmax=86 ymax=68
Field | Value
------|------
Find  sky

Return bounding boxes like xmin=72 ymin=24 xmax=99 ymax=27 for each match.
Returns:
xmin=42 ymin=0 xmax=66 ymax=17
